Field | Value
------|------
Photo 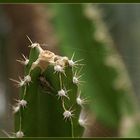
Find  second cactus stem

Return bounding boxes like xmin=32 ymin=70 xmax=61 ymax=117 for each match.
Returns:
xmin=12 ymin=40 xmax=86 ymax=137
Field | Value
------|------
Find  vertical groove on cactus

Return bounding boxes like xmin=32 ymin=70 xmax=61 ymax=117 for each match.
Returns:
xmin=11 ymin=39 xmax=85 ymax=137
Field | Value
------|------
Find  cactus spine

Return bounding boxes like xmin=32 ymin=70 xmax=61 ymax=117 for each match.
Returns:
xmin=12 ymin=40 xmax=85 ymax=137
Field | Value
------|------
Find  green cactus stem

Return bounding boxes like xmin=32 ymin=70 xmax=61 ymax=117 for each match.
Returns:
xmin=49 ymin=4 xmax=139 ymax=136
xmin=12 ymin=41 xmax=85 ymax=137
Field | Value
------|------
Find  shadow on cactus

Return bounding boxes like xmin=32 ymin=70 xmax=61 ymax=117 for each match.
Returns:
xmin=10 ymin=37 xmax=87 ymax=138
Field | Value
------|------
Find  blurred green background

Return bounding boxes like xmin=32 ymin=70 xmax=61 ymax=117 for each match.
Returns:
xmin=0 ymin=3 xmax=140 ymax=137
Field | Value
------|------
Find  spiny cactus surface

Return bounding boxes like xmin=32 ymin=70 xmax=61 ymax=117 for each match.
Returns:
xmin=50 ymin=4 xmax=138 ymax=134
xmin=12 ymin=40 xmax=86 ymax=137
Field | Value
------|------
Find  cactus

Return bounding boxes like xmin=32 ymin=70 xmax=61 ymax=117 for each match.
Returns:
xmin=9 ymin=4 xmax=140 ymax=138
xmin=11 ymin=39 xmax=85 ymax=137
xmin=49 ymin=3 xmax=139 ymax=136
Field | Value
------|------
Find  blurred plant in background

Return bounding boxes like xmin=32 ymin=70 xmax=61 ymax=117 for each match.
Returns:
xmin=0 ymin=3 xmax=140 ymax=137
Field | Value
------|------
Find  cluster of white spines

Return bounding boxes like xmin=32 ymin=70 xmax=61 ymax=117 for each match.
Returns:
xmin=67 ymin=53 xmax=83 ymax=68
xmin=16 ymin=54 xmax=29 ymax=66
xmin=16 ymin=130 xmax=24 ymax=138
xmin=12 ymin=99 xmax=27 ymax=138
xmin=76 ymin=94 xmax=87 ymax=107
xmin=57 ymin=89 xmax=70 ymax=99
xmin=63 ymin=109 xmax=74 ymax=120
xmin=54 ymin=65 xmax=64 ymax=73
xmin=13 ymin=99 xmax=27 ymax=113
xmin=10 ymin=75 xmax=31 ymax=88
xmin=73 ymin=67 xmax=85 ymax=85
